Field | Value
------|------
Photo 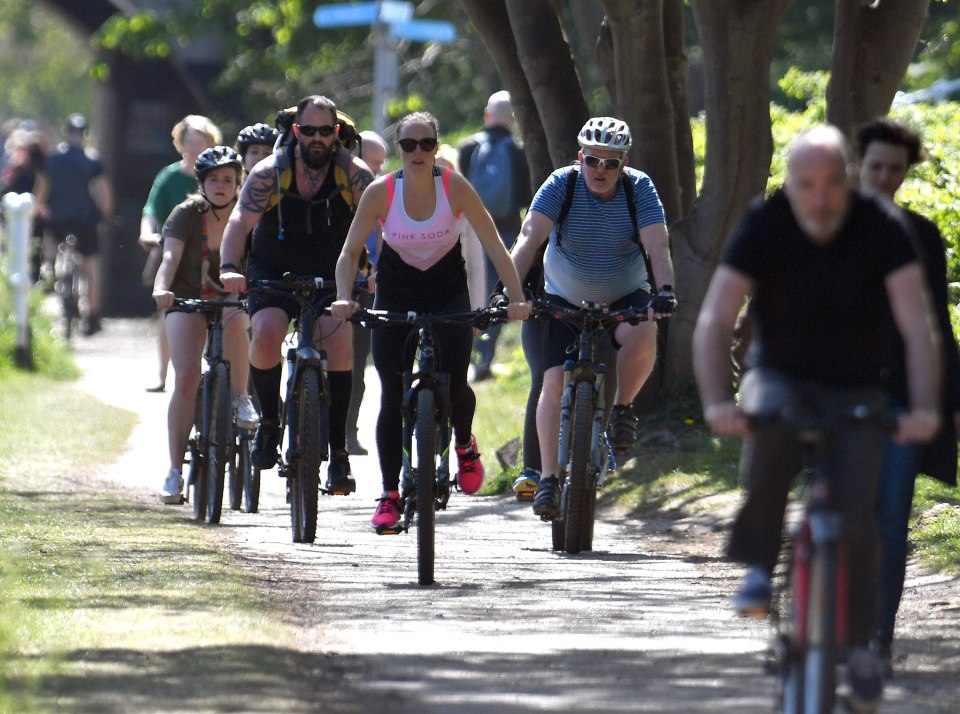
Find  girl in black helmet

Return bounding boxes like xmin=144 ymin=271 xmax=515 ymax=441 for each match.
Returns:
xmin=153 ymin=146 xmax=259 ymax=505
xmin=236 ymin=123 xmax=280 ymax=177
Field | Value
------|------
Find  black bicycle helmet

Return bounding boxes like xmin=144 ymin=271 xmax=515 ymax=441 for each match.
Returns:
xmin=194 ymin=145 xmax=243 ymax=182
xmin=236 ymin=123 xmax=280 ymax=157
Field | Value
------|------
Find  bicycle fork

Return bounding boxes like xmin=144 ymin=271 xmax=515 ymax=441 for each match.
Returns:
xmin=557 ymin=361 xmax=608 ymax=493
xmin=399 ymin=372 xmax=452 ymax=532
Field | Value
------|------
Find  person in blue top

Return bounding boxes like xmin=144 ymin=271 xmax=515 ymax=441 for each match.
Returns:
xmin=510 ymin=117 xmax=677 ymax=519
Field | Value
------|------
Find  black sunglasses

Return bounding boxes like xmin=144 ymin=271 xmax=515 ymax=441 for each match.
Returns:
xmin=582 ymin=154 xmax=624 ymax=170
xmin=397 ymin=137 xmax=439 ymax=153
xmin=296 ymin=124 xmax=337 ymax=137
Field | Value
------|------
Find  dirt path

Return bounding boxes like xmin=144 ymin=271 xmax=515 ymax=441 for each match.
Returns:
xmin=75 ymin=317 xmax=960 ymax=713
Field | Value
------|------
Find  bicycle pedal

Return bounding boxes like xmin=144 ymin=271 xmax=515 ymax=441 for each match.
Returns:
xmin=323 ymin=487 xmax=355 ymax=496
xmin=515 ymin=492 xmax=535 ymax=502
xmin=538 ymin=514 xmax=555 ymax=522
xmin=375 ymin=524 xmax=406 ymax=535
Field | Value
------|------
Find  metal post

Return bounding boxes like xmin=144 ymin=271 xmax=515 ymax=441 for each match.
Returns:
xmin=1 ymin=192 xmax=35 ymax=368
xmin=372 ymin=21 xmax=399 ymax=135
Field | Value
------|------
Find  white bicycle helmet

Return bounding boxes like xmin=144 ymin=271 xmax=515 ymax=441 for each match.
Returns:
xmin=578 ymin=117 xmax=632 ymax=152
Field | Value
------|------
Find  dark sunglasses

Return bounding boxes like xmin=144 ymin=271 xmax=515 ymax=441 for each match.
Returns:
xmin=582 ymin=154 xmax=624 ymax=170
xmin=397 ymin=137 xmax=439 ymax=153
xmin=296 ymin=123 xmax=336 ymax=137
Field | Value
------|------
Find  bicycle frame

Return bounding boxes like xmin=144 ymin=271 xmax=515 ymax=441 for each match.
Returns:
xmin=248 ymin=275 xmax=335 ymax=544
xmin=355 ymin=306 xmax=504 ymax=584
xmin=759 ymin=404 xmax=892 ymax=714
xmin=535 ymin=298 xmax=648 ymax=553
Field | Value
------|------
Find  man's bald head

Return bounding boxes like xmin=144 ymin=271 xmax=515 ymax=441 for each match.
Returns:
xmin=784 ymin=124 xmax=854 ymax=244
xmin=484 ymin=90 xmax=514 ymax=129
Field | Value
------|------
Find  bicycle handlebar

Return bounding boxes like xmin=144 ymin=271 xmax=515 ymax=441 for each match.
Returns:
xmin=344 ymin=306 xmax=509 ymax=331
xmin=531 ymin=296 xmax=651 ymax=328
xmin=746 ymin=403 xmax=897 ymax=437
xmin=172 ymin=297 xmax=246 ymax=314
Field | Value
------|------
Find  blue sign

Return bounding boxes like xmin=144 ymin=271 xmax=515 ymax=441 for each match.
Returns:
xmin=313 ymin=1 xmax=413 ymax=28
xmin=389 ymin=19 xmax=457 ymax=44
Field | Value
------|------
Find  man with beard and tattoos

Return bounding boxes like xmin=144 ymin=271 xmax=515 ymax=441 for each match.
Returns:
xmin=219 ymin=95 xmax=374 ymax=494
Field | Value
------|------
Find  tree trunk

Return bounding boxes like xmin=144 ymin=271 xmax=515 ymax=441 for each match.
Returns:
xmin=505 ymin=0 xmax=590 ymax=171
xmin=827 ymin=0 xmax=931 ymax=136
xmin=457 ymin=0 xmax=555 ymax=188
xmin=663 ymin=0 xmax=793 ymax=396
xmin=599 ymin=0 xmax=683 ymax=225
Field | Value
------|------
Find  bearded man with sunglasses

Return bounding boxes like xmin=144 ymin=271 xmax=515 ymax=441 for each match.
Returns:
xmin=511 ymin=116 xmax=676 ymax=519
xmin=219 ymin=95 xmax=374 ymax=492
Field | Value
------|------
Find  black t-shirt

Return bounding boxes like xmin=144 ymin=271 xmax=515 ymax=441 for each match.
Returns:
xmin=723 ymin=188 xmax=917 ymax=388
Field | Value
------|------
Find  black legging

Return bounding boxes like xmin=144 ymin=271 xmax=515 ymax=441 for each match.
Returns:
xmin=372 ymin=287 xmax=474 ymax=493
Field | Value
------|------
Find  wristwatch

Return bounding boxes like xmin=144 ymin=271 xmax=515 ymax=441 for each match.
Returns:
xmin=220 ymin=262 xmax=239 ymax=274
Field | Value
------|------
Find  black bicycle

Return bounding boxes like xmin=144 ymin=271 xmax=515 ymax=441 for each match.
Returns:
xmin=533 ymin=297 xmax=650 ymax=554
xmin=174 ymin=297 xmax=246 ymax=524
xmin=758 ymin=403 xmax=893 ymax=714
xmin=353 ymin=306 xmax=506 ymax=585
xmin=247 ymin=275 xmax=342 ymax=544
xmin=54 ymin=233 xmax=83 ymax=339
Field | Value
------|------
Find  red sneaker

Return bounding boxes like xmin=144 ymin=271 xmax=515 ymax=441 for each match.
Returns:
xmin=371 ymin=491 xmax=401 ymax=529
xmin=455 ymin=435 xmax=485 ymax=495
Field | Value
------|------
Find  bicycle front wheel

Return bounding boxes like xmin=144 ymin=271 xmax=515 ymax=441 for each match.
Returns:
xmin=415 ymin=388 xmax=437 ymax=585
xmin=206 ymin=361 xmax=232 ymax=524
xmin=294 ymin=367 xmax=323 ymax=544
xmin=190 ymin=384 xmax=206 ymax=522
xmin=563 ymin=380 xmax=596 ymax=554
xmin=803 ymin=542 xmax=838 ymax=714
xmin=239 ymin=433 xmax=259 ymax=513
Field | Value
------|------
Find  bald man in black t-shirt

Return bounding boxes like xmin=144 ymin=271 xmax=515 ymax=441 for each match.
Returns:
xmin=692 ymin=124 xmax=940 ymax=709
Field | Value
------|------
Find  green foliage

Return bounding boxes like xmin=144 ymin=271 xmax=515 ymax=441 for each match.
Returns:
xmin=0 ymin=0 xmax=95 ymax=128
xmin=90 ymin=0 xmax=486 ymax=133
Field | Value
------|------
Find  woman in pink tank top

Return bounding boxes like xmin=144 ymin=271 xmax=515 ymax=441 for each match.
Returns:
xmin=331 ymin=111 xmax=529 ymax=530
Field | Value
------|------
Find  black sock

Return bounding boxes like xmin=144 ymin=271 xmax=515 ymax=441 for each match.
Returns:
xmin=250 ymin=363 xmax=282 ymax=425
xmin=327 ymin=370 xmax=352 ymax=452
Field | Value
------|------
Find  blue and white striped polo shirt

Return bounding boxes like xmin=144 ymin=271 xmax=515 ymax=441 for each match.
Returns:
xmin=530 ymin=165 xmax=665 ymax=305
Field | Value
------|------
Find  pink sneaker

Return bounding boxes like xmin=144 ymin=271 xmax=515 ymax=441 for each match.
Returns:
xmin=455 ymin=435 xmax=485 ymax=495
xmin=371 ymin=491 xmax=401 ymax=529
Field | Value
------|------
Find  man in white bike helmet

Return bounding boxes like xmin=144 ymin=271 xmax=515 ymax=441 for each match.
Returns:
xmin=511 ymin=116 xmax=676 ymax=519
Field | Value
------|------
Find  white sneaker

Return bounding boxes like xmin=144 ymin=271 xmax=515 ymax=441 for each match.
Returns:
xmin=234 ymin=394 xmax=260 ymax=429
xmin=160 ymin=469 xmax=184 ymax=504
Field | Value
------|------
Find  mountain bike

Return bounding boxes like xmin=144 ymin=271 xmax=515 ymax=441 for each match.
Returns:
xmin=247 ymin=275 xmax=341 ymax=544
xmin=174 ymin=297 xmax=246 ymax=525
xmin=759 ymin=403 xmax=893 ymax=714
xmin=54 ymin=233 xmax=83 ymax=339
xmin=533 ymin=297 xmax=650 ymax=554
xmin=353 ymin=306 xmax=507 ymax=585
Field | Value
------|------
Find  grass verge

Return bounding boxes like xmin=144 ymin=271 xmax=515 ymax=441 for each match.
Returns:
xmin=471 ymin=337 xmax=960 ymax=573
xmin=0 ymin=374 xmax=313 ymax=712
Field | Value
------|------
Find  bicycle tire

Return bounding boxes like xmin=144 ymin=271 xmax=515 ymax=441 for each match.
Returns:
xmin=240 ymin=434 xmax=259 ymax=513
xmin=206 ymin=361 xmax=232 ymax=524
xmin=190 ymin=382 xmax=206 ymax=522
xmin=416 ymin=388 xmax=437 ymax=585
xmin=228 ymin=433 xmax=242 ymax=512
xmin=803 ymin=542 xmax=837 ymax=714
xmin=295 ymin=367 xmax=322 ymax=544
xmin=563 ymin=380 xmax=596 ymax=554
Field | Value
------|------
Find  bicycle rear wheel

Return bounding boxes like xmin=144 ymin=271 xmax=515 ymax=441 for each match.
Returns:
xmin=295 ymin=368 xmax=323 ymax=543
xmin=415 ymin=388 xmax=437 ymax=585
xmin=563 ymin=381 xmax=595 ymax=554
xmin=206 ymin=361 xmax=232 ymax=524
xmin=228 ymin=431 xmax=242 ymax=512
xmin=803 ymin=542 xmax=838 ymax=714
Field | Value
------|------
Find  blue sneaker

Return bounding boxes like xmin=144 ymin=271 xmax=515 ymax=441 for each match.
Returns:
xmin=512 ymin=468 xmax=540 ymax=496
xmin=731 ymin=567 xmax=772 ymax=616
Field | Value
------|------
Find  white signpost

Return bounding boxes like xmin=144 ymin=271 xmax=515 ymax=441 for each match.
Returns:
xmin=313 ymin=1 xmax=457 ymax=135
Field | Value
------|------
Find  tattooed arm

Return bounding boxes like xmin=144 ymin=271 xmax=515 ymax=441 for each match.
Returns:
xmin=348 ymin=156 xmax=375 ymax=206
xmin=219 ymin=160 xmax=278 ymax=292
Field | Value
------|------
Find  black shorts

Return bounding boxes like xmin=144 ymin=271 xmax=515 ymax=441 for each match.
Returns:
xmin=540 ymin=288 xmax=651 ymax=371
xmin=246 ymin=260 xmax=337 ymax=322
xmin=49 ymin=223 xmax=99 ymax=257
